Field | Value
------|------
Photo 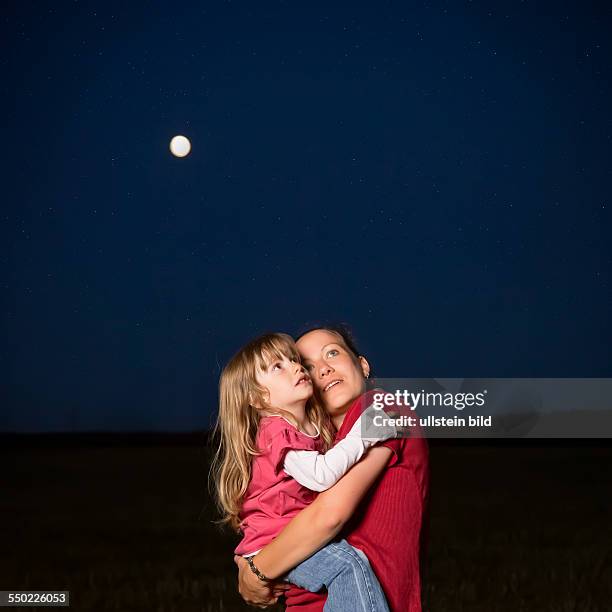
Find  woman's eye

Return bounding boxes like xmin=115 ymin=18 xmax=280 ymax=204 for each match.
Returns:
xmin=326 ymin=349 xmax=339 ymax=358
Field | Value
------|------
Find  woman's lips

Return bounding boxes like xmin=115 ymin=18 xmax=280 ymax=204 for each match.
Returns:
xmin=324 ymin=380 xmax=342 ymax=392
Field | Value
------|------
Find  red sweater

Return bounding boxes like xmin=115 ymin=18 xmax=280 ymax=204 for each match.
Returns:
xmin=283 ymin=390 xmax=430 ymax=612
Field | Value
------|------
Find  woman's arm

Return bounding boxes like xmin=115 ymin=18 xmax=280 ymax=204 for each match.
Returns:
xmin=235 ymin=445 xmax=393 ymax=605
xmin=258 ymin=444 xmax=393 ymax=576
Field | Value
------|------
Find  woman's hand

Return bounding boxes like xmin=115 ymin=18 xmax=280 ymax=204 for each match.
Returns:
xmin=234 ymin=555 xmax=290 ymax=608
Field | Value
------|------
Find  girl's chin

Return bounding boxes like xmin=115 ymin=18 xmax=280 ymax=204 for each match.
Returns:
xmin=295 ymin=387 xmax=313 ymax=399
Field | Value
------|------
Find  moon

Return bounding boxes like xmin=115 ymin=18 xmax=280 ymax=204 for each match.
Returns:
xmin=169 ymin=135 xmax=191 ymax=158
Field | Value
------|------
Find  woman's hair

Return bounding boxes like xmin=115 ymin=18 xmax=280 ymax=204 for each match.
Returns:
xmin=210 ymin=332 xmax=334 ymax=531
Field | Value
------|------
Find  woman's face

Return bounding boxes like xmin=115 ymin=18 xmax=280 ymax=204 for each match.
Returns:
xmin=296 ymin=329 xmax=370 ymax=423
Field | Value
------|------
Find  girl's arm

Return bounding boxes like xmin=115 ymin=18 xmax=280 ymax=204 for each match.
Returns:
xmin=235 ymin=444 xmax=394 ymax=604
xmin=284 ymin=407 xmax=397 ymax=491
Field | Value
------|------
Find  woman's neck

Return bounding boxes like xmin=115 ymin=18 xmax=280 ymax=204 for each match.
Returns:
xmin=331 ymin=413 xmax=346 ymax=430
xmin=330 ymin=392 xmax=364 ymax=430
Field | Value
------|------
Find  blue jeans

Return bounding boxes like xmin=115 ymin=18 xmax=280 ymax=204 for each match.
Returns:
xmin=284 ymin=539 xmax=390 ymax=612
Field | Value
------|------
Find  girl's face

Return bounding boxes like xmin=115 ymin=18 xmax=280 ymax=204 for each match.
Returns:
xmin=255 ymin=354 xmax=313 ymax=412
xmin=296 ymin=330 xmax=370 ymax=424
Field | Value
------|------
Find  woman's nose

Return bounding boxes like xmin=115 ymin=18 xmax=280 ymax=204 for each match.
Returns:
xmin=319 ymin=363 xmax=333 ymax=377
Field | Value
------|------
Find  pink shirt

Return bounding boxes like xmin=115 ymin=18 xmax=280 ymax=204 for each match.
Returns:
xmin=235 ymin=416 xmax=325 ymax=556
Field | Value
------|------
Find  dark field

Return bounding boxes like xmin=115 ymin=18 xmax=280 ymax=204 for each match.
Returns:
xmin=2 ymin=437 xmax=611 ymax=611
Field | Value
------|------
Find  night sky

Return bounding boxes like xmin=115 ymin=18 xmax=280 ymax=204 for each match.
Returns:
xmin=2 ymin=2 xmax=610 ymax=432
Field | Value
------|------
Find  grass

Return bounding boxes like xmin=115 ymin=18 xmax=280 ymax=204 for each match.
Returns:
xmin=2 ymin=441 xmax=610 ymax=610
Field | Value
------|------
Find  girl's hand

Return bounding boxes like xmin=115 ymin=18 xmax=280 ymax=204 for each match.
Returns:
xmin=234 ymin=555 xmax=289 ymax=607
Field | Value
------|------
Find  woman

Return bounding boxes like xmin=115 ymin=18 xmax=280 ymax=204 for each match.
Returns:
xmin=234 ymin=326 xmax=430 ymax=611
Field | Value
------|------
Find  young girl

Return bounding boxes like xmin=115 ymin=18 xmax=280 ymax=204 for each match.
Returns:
xmin=211 ymin=333 xmax=395 ymax=612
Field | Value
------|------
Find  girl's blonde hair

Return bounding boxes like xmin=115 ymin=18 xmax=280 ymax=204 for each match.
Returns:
xmin=210 ymin=332 xmax=334 ymax=532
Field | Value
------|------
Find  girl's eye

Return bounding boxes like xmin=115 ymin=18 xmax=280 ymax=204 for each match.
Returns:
xmin=271 ymin=362 xmax=282 ymax=371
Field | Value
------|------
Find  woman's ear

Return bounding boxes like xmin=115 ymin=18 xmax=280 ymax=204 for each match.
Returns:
xmin=358 ymin=356 xmax=371 ymax=379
